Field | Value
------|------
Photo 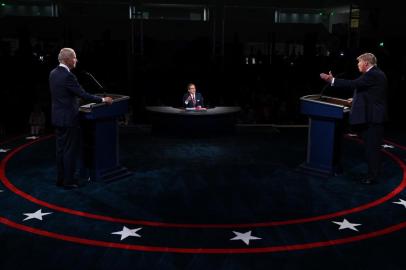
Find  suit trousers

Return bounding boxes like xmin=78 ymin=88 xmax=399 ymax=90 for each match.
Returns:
xmin=55 ymin=126 xmax=80 ymax=185
xmin=363 ymin=123 xmax=384 ymax=178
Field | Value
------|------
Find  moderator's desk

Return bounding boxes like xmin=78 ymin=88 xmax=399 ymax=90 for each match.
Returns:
xmin=146 ymin=106 xmax=241 ymax=136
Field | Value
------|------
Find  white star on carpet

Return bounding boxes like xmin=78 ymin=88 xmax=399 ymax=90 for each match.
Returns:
xmin=230 ymin=230 xmax=261 ymax=245
xmin=25 ymin=136 xmax=39 ymax=140
xmin=346 ymin=133 xmax=358 ymax=137
xmin=332 ymin=219 xmax=361 ymax=231
xmin=111 ymin=226 xmax=142 ymax=241
xmin=0 ymin=190 xmax=3 ymax=192
xmin=382 ymin=144 xmax=394 ymax=149
xmin=393 ymin=199 xmax=406 ymax=208
xmin=23 ymin=209 xmax=53 ymax=221
xmin=0 ymin=148 xmax=10 ymax=153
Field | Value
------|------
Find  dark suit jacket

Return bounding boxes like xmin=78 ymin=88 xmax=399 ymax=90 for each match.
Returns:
xmin=49 ymin=66 xmax=102 ymax=127
xmin=334 ymin=66 xmax=387 ymax=125
xmin=183 ymin=92 xmax=204 ymax=108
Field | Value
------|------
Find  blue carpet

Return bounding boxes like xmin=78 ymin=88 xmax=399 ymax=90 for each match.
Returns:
xmin=1 ymin=126 xmax=406 ymax=269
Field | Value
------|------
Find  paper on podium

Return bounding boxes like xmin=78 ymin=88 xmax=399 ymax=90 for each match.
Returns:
xmin=185 ymin=107 xmax=207 ymax=111
xmin=81 ymin=103 xmax=97 ymax=109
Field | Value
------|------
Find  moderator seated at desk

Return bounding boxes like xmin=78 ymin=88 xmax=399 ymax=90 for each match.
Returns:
xmin=146 ymin=106 xmax=241 ymax=135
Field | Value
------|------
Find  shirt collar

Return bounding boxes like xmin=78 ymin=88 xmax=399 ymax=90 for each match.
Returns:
xmin=59 ymin=63 xmax=70 ymax=72
xmin=366 ymin=65 xmax=374 ymax=72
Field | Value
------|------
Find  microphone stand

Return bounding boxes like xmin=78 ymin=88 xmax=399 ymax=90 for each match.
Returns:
xmin=320 ymin=72 xmax=345 ymax=98
xmin=84 ymin=71 xmax=106 ymax=97
xmin=320 ymin=83 xmax=330 ymax=99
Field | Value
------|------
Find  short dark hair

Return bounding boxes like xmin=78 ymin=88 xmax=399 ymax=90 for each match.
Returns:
xmin=187 ymin=83 xmax=195 ymax=89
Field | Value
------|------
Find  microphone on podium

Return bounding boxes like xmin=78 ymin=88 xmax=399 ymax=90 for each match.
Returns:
xmin=320 ymin=82 xmax=330 ymax=98
xmin=83 ymin=71 xmax=106 ymax=97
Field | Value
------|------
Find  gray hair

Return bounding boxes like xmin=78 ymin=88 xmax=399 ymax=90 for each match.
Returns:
xmin=58 ymin=48 xmax=75 ymax=63
xmin=357 ymin=53 xmax=377 ymax=66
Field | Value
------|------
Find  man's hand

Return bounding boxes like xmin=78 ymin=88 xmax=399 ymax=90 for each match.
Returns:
xmin=320 ymin=71 xmax=334 ymax=83
xmin=103 ymin=96 xmax=113 ymax=105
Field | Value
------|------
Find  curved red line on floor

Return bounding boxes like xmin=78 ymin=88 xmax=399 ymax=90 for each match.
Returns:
xmin=384 ymin=139 xmax=406 ymax=151
xmin=0 ymin=135 xmax=405 ymax=229
xmin=344 ymin=134 xmax=406 ymax=152
xmin=1 ymin=216 xmax=406 ymax=253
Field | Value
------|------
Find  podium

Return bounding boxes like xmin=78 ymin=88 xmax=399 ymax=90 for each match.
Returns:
xmin=300 ymin=94 xmax=351 ymax=176
xmin=79 ymin=94 xmax=131 ymax=182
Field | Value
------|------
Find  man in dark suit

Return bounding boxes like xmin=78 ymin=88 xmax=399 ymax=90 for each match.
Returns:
xmin=49 ymin=48 xmax=113 ymax=188
xmin=320 ymin=53 xmax=387 ymax=184
xmin=183 ymin=83 xmax=204 ymax=108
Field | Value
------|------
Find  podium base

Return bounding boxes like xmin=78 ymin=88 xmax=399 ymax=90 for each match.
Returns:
xmin=81 ymin=166 xmax=133 ymax=183
xmin=297 ymin=163 xmax=342 ymax=178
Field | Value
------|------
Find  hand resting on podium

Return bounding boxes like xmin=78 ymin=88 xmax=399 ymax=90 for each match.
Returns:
xmin=102 ymin=96 xmax=113 ymax=105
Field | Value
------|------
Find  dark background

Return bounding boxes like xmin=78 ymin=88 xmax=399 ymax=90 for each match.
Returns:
xmin=1 ymin=2 xmax=406 ymax=269
xmin=1 ymin=0 xmax=405 ymax=136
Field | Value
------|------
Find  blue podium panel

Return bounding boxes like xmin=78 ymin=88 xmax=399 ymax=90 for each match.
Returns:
xmin=300 ymin=95 xmax=351 ymax=176
xmin=79 ymin=94 xmax=129 ymax=119
xmin=79 ymin=94 xmax=131 ymax=182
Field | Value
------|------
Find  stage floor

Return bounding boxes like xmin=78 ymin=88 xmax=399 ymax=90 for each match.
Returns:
xmin=1 ymin=126 xmax=406 ymax=269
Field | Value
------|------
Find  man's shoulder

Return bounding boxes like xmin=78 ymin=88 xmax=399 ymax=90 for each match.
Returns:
xmin=370 ymin=66 xmax=384 ymax=74
xmin=368 ymin=66 xmax=386 ymax=79
xmin=50 ymin=66 xmax=69 ymax=76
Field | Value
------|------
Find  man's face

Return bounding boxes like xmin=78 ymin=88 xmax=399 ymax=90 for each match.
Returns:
xmin=188 ymin=85 xmax=196 ymax=95
xmin=66 ymin=52 xmax=78 ymax=70
xmin=357 ymin=59 xmax=369 ymax=73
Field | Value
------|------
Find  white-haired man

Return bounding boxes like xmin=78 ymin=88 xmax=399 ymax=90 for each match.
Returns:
xmin=49 ymin=48 xmax=113 ymax=188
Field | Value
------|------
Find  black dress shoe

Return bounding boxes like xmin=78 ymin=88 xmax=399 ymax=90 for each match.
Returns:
xmin=62 ymin=184 xmax=79 ymax=189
